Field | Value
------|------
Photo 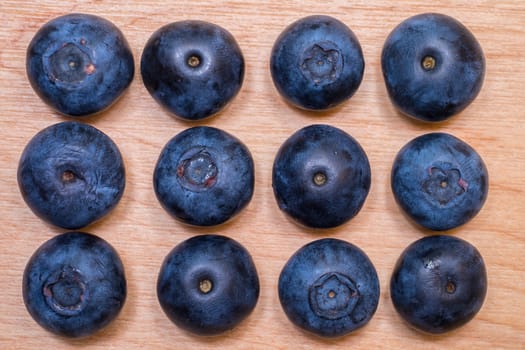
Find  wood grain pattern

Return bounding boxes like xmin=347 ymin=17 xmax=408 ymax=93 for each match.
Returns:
xmin=1 ymin=1 xmax=524 ymax=348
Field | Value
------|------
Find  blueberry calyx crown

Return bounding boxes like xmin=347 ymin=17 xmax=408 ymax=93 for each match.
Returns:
xmin=308 ymin=272 xmax=360 ymax=320
xmin=176 ymin=148 xmax=218 ymax=192
xmin=423 ymin=163 xmax=468 ymax=206
xmin=44 ymin=41 xmax=96 ymax=87
xmin=300 ymin=42 xmax=342 ymax=86
xmin=43 ymin=265 xmax=89 ymax=316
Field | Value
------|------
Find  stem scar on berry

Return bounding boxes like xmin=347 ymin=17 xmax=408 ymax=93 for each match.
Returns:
xmin=421 ymin=55 xmax=436 ymax=70
xmin=446 ymin=280 xmax=456 ymax=294
xmin=187 ymin=55 xmax=201 ymax=68
xmin=199 ymin=279 xmax=213 ymax=294
xmin=313 ymin=172 xmax=327 ymax=186
xmin=61 ymin=170 xmax=76 ymax=183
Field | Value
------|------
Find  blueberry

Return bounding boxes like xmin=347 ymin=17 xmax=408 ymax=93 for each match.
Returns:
xmin=278 ymin=238 xmax=379 ymax=338
xmin=26 ymin=13 xmax=134 ymax=117
xmin=270 ymin=15 xmax=364 ymax=111
xmin=17 ymin=121 xmax=125 ymax=229
xmin=272 ymin=124 xmax=370 ymax=228
xmin=141 ymin=20 xmax=244 ymax=121
xmin=154 ymin=126 xmax=254 ymax=226
xmin=157 ymin=234 xmax=259 ymax=336
xmin=390 ymin=235 xmax=487 ymax=334
xmin=23 ymin=232 xmax=126 ymax=338
xmin=381 ymin=13 xmax=485 ymax=122
xmin=391 ymin=132 xmax=488 ymax=231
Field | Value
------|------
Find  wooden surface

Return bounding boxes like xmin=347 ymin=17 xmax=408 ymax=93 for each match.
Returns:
xmin=1 ymin=1 xmax=524 ymax=349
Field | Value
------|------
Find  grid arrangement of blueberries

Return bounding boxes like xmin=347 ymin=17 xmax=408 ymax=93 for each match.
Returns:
xmin=18 ymin=12 xmax=489 ymax=339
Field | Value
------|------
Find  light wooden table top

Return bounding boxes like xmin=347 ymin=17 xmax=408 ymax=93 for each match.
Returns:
xmin=1 ymin=1 xmax=524 ymax=349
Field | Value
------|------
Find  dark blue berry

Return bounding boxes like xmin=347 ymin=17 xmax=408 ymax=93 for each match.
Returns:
xmin=279 ymin=238 xmax=379 ymax=338
xmin=141 ymin=20 xmax=244 ymax=120
xmin=157 ymin=234 xmax=259 ymax=336
xmin=381 ymin=13 xmax=485 ymax=122
xmin=17 ymin=121 xmax=125 ymax=229
xmin=390 ymin=235 xmax=487 ymax=334
xmin=23 ymin=232 xmax=126 ymax=338
xmin=272 ymin=124 xmax=370 ymax=228
xmin=391 ymin=132 xmax=488 ymax=231
xmin=270 ymin=15 xmax=364 ymax=110
xmin=154 ymin=126 xmax=254 ymax=226
xmin=26 ymin=13 xmax=134 ymax=117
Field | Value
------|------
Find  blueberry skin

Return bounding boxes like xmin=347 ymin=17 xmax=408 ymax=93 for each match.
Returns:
xmin=391 ymin=132 xmax=488 ymax=231
xmin=154 ymin=126 xmax=254 ymax=226
xmin=141 ymin=20 xmax=244 ymax=121
xmin=26 ymin=13 xmax=134 ymax=117
xmin=390 ymin=235 xmax=487 ymax=334
xmin=157 ymin=234 xmax=259 ymax=336
xmin=279 ymin=238 xmax=379 ymax=338
xmin=270 ymin=15 xmax=364 ymax=111
xmin=272 ymin=124 xmax=371 ymax=228
xmin=17 ymin=121 xmax=125 ymax=229
xmin=381 ymin=13 xmax=485 ymax=122
xmin=23 ymin=232 xmax=126 ymax=338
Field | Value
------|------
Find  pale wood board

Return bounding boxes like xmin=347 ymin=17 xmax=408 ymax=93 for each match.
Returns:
xmin=1 ymin=1 xmax=524 ymax=349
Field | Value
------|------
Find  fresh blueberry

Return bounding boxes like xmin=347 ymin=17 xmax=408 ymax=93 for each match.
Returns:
xmin=23 ymin=231 xmax=126 ymax=338
xmin=391 ymin=132 xmax=488 ymax=231
xmin=141 ymin=20 xmax=244 ymax=121
xmin=154 ymin=126 xmax=254 ymax=226
xmin=26 ymin=13 xmax=134 ymax=117
xmin=272 ymin=124 xmax=370 ymax=228
xmin=279 ymin=238 xmax=379 ymax=338
xmin=270 ymin=15 xmax=364 ymax=110
xmin=381 ymin=13 xmax=485 ymax=122
xmin=390 ymin=235 xmax=487 ymax=334
xmin=157 ymin=234 xmax=259 ymax=336
xmin=17 ymin=121 xmax=125 ymax=229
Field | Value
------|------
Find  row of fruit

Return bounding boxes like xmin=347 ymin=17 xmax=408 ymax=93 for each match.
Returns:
xmin=26 ymin=13 xmax=484 ymax=122
xmin=19 ymin=11 xmax=488 ymax=340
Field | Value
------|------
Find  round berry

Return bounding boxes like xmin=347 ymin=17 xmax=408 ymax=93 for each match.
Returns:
xmin=272 ymin=124 xmax=370 ymax=228
xmin=390 ymin=235 xmax=487 ymax=334
xmin=141 ymin=20 xmax=244 ymax=120
xmin=270 ymin=15 xmax=364 ymax=110
xmin=391 ymin=132 xmax=488 ymax=231
xmin=157 ymin=234 xmax=259 ymax=336
xmin=23 ymin=232 xmax=126 ymax=338
xmin=17 ymin=121 xmax=125 ymax=229
xmin=279 ymin=238 xmax=379 ymax=338
xmin=26 ymin=13 xmax=134 ymax=117
xmin=381 ymin=13 xmax=485 ymax=122
xmin=154 ymin=126 xmax=254 ymax=226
